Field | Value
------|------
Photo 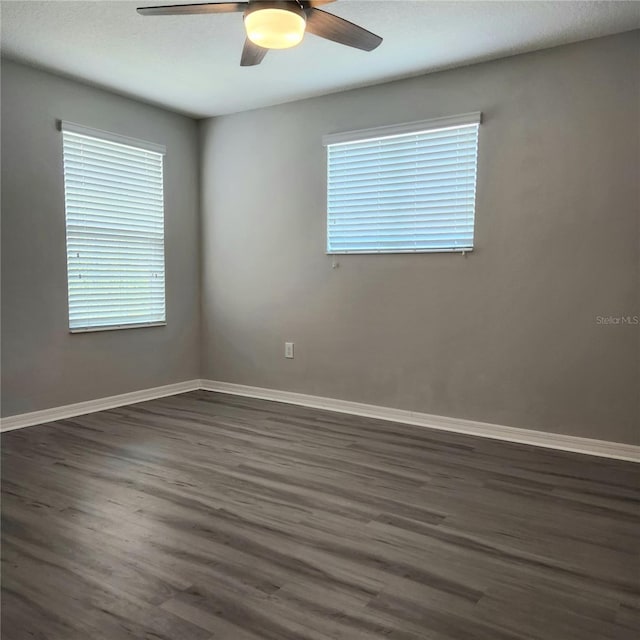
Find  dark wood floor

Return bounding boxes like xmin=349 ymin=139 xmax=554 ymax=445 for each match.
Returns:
xmin=1 ymin=391 xmax=639 ymax=640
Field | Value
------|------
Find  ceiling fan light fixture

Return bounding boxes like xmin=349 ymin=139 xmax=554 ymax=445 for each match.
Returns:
xmin=244 ymin=3 xmax=306 ymax=50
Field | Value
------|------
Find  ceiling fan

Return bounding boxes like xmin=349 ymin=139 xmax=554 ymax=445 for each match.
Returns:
xmin=137 ymin=0 xmax=383 ymax=66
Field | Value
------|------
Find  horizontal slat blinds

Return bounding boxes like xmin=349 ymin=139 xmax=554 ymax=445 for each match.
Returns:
xmin=326 ymin=118 xmax=480 ymax=254
xmin=61 ymin=128 xmax=166 ymax=332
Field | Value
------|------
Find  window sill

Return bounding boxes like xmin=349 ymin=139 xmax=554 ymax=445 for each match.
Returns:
xmin=69 ymin=321 xmax=167 ymax=334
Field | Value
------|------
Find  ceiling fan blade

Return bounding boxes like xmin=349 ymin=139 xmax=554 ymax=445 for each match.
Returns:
xmin=137 ymin=2 xmax=247 ymax=16
xmin=241 ymin=38 xmax=268 ymax=66
xmin=304 ymin=8 xmax=382 ymax=51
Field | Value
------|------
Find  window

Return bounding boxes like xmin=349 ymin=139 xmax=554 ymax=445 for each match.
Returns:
xmin=324 ymin=112 xmax=481 ymax=254
xmin=61 ymin=122 xmax=166 ymax=332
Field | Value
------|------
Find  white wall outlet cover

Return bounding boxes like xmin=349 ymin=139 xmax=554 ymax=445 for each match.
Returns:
xmin=285 ymin=342 xmax=294 ymax=359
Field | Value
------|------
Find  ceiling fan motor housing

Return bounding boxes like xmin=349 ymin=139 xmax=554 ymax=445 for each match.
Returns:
xmin=244 ymin=0 xmax=307 ymax=19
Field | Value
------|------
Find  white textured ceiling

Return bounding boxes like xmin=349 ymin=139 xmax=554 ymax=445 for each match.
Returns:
xmin=1 ymin=0 xmax=639 ymax=118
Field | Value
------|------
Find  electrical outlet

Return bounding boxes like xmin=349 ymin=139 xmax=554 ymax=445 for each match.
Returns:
xmin=285 ymin=342 xmax=294 ymax=359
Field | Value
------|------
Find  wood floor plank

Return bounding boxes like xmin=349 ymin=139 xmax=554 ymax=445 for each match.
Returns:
xmin=2 ymin=390 xmax=639 ymax=639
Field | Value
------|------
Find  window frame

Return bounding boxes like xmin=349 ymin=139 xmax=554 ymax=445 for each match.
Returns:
xmin=59 ymin=121 xmax=167 ymax=334
xmin=323 ymin=112 xmax=482 ymax=255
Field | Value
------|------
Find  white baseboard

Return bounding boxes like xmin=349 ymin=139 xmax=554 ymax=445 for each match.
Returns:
xmin=0 ymin=379 xmax=201 ymax=432
xmin=2 ymin=377 xmax=638 ymax=463
xmin=201 ymin=380 xmax=640 ymax=463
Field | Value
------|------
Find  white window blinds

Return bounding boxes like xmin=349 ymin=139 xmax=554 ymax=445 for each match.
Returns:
xmin=324 ymin=113 xmax=481 ymax=254
xmin=61 ymin=122 xmax=166 ymax=332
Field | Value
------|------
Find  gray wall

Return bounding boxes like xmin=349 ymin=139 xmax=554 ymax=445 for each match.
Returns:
xmin=2 ymin=34 xmax=638 ymax=444
xmin=200 ymin=32 xmax=640 ymax=445
xmin=1 ymin=60 xmax=201 ymax=416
